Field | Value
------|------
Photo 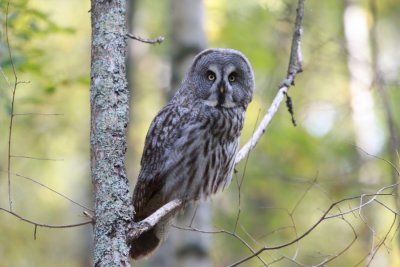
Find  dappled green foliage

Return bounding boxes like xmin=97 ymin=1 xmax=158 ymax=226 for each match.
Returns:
xmin=0 ymin=0 xmax=75 ymax=94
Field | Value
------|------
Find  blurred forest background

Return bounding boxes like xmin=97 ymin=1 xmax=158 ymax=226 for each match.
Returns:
xmin=1 ymin=0 xmax=400 ymax=266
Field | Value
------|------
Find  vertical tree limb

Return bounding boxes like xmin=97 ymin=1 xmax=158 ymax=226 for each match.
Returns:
xmin=90 ymin=1 xmax=132 ymax=266
xmin=369 ymin=0 xmax=400 ymax=246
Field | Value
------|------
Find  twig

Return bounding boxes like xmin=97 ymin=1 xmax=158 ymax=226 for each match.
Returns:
xmin=325 ymin=184 xmax=398 ymax=220
xmin=366 ymin=213 xmax=397 ymax=267
xmin=13 ymin=113 xmax=64 ymax=116
xmin=234 ymin=110 xmax=261 ymax=233
xmin=353 ymin=145 xmax=400 ymax=176
xmin=287 ymin=176 xmax=319 ymax=261
xmin=229 ymin=189 xmax=397 ymax=266
xmin=0 ymin=208 xmax=93 ymax=230
xmin=126 ymin=33 xmax=165 ymax=44
xmin=6 ymin=0 xmax=17 ymax=212
xmin=173 ymin=225 xmax=269 ymax=266
xmin=15 ymin=172 xmax=93 ymax=211
xmin=127 ymin=199 xmax=182 ymax=242
xmin=235 ymin=0 xmax=304 ymax=165
xmin=10 ymin=155 xmax=64 ymax=161
xmin=0 ymin=170 xmax=93 ymax=212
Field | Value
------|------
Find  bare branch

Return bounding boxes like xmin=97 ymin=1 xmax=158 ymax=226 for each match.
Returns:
xmin=0 ymin=170 xmax=93 ymax=211
xmin=273 ymin=216 xmax=357 ymax=267
xmin=13 ymin=113 xmax=64 ymax=116
xmin=126 ymin=33 xmax=165 ymax=44
xmin=0 ymin=208 xmax=92 ymax=229
xmin=287 ymin=0 xmax=304 ymax=77
xmin=235 ymin=0 xmax=305 ymax=165
xmin=10 ymin=155 xmax=64 ymax=161
xmin=325 ymin=183 xmax=398 ymax=220
xmin=229 ymin=188 xmax=397 ymax=266
xmin=127 ymin=199 xmax=182 ymax=242
xmin=173 ymin=225 xmax=269 ymax=266
xmin=353 ymin=145 xmax=400 ymax=176
xmin=233 ymin=111 xmax=262 ymax=233
xmin=366 ymin=213 xmax=397 ymax=267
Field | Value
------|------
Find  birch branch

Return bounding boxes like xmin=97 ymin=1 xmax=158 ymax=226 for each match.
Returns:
xmin=235 ymin=0 xmax=305 ymax=165
xmin=127 ymin=199 xmax=182 ymax=242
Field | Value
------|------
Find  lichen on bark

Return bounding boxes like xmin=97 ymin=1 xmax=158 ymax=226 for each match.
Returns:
xmin=90 ymin=0 xmax=132 ymax=266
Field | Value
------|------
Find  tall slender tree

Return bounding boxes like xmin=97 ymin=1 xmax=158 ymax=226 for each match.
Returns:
xmin=90 ymin=1 xmax=132 ymax=266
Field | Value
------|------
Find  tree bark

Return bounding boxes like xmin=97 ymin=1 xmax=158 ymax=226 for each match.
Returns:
xmin=90 ymin=1 xmax=132 ymax=266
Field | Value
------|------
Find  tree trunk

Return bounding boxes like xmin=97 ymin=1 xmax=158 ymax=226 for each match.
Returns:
xmin=343 ymin=1 xmax=383 ymax=264
xmin=90 ymin=1 xmax=132 ymax=266
xmin=168 ymin=0 xmax=207 ymax=99
xmin=343 ymin=2 xmax=383 ymax=158
xmin=369 ymin=0 xmax=400 ymax=247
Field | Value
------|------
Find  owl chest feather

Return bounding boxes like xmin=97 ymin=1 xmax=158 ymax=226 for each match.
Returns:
xmin=160 ymin=104 xmax=245 ymax=201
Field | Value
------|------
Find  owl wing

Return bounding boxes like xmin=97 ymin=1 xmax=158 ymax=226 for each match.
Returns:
xmin=133 ymin=103 xmax=194 ymax=221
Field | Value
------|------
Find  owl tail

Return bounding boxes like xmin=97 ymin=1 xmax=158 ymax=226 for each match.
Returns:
xmin=129 ymin=220 xmax=171 ymax=260
xmin=129 ymin=227 xmax=161 ymax=260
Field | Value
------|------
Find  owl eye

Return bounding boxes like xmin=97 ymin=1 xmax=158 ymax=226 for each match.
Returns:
xmin=207 ymin=71 xmax=216 ymax=81
xmin=228 ymin=73 xmax=236 ymax=82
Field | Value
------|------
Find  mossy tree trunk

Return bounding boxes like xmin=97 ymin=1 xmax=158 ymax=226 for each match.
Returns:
xmin=90 ymin=0 xmax=132 ymax=266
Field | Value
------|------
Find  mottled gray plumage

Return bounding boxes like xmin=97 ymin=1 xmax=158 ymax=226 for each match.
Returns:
xmin=129 ymin=48 xmax=255 ymax=259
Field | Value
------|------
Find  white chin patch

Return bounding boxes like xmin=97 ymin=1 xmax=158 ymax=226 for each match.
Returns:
xmin=202 ymin=100 xmax=237 ymax=108
xmin=221 ymin=101 xmax=237 ymax=108
xmin=202 ymin=100 xmax=218 ymax=107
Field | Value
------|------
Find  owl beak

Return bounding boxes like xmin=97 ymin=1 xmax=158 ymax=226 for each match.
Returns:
xmin=217 ymin=85 xmax=226 ymax=107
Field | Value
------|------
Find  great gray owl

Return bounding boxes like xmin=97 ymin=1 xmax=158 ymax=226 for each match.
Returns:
xmin=129 ymin=48 xmax=255 ymax=259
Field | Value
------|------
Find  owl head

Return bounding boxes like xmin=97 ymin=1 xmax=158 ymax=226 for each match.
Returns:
xmin=176 ymin=48 xmax=255 ymax=109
